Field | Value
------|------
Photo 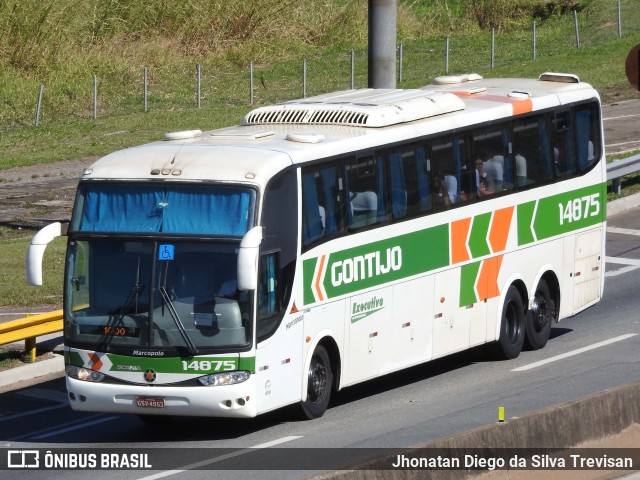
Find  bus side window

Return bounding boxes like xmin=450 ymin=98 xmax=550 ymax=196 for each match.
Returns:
xmin=346 ymin=154 xmax=388 ymax=228
xmin=575 ymin=102 xmax=600 ymax=173
xmin=389 ymin=151 xmax=407 ymax=219
xmin=302 ymin=164 xmax=344 ymax=248
xmin=257 ymin=252 xmax=279 ymax=340
xmin=431 ymin=136 xmax=459 ymax=206
xmin=471 ymin=125 xmax=510 ymax=194
xmin=553 ymin=110 xmax=577 ymax=178
xmin=388 ymin=144 xmax=432 ymax=219
xmin=513 ymin=116 xmax=552 ymax=187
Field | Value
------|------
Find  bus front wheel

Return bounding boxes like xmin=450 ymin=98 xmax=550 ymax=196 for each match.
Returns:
xmin=491 ymin=286 xmax=525 ymax=360
xmin=300 ymin=345 xmax=333 ymax=419
xmin=524 ymin=280 xmax=553 ymax=350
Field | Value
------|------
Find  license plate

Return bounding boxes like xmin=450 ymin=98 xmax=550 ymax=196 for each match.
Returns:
xmin=135 ymin=397 xmax=165 ymax=408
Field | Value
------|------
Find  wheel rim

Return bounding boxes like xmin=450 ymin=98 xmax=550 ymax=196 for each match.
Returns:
xmin=307 ymin=355 xmax=327 ymax=404
xmin=531 ymin=291 xmax=551 ymax=333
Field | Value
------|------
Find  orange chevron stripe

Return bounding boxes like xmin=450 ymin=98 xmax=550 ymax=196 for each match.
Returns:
xmin=476 ymin=255 xmax=503 ymax=301
xmin=314 ymin=255 xmax=326 ymax=301
xmin=88 ymin=352 xmax=103 ymax=371
xmin=451 ymin=217 xmax=472 ymax=264
xmin=512 ymin=99 xmax=533 ymax=116
xmin=460 ymin=94 xmax=533 ymax=117
xmin=488 ymin=207 xmax=514 ymax=253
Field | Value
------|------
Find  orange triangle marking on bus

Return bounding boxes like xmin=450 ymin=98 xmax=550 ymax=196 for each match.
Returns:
xmin=476 ymin=255 xmax=503 ymax=301
xmin=451 ymin=217 xmax=472 ymax=264
xmin=314 ymin=255 xmax=326 ymax=301
xmin=88 ymin=352 xmax=103 ymax=371
xmin=489 ymin=207 xmax=514 ymax=253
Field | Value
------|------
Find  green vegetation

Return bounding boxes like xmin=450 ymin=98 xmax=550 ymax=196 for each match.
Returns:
xmin=0 ymin=347 xmax=32 ymax=370
xmin=1 ymin=0 xmax=640 ymax=308
xmin=1 ymin=0 xmax=640 ymax=171
xmin=0 ymin=227 xmax=65 ymax=307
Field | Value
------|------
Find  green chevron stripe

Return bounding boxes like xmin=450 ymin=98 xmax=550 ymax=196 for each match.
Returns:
xmin=460 ymin=261 xmax=481 ymax=306
xmin=468 ymin=212 xmax=492 ymax=258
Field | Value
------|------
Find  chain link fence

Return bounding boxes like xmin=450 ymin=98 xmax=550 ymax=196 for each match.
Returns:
xmin=7 ymin=1 xmax=640 ymax=127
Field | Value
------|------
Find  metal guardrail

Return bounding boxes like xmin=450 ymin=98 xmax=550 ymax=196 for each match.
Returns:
xmin=0 ymin=310 xmax=63 ymax=362
xmin=607 ymin=153 xmax=640 ymax=193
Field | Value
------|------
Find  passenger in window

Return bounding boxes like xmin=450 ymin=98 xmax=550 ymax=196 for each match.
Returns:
xmin=474 ymin=158 xmax=494 ymax=197
xmin=515 ymin=154 xmax=533 ymax=186
xmin=433 ymin=173 xmax=453 ymax=208
xmin=478 ymin=176 xmax=490 ymax=196
xmin=483 ymin=155 xmax=504 ymax=191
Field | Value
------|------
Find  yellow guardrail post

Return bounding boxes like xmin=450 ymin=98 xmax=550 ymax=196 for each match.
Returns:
xmin=0 ymin=309 xmax=64 ymax=362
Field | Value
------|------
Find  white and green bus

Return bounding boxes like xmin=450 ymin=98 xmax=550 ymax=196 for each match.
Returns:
xmin=27 ymin=72 xmax=605 ymax=421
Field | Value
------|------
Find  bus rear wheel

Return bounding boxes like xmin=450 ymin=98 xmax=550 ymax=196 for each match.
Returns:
xmin=524 ymin=280 xmax=553 ymax=350
xmin=490 ymin=285 xmax=525 ymax=360
xmin=300 ymin=345 xmax=333 ymax=419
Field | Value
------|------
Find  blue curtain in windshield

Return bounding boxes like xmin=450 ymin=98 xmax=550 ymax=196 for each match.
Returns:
xmin=79 ymin=185 xmax=252 ymax=235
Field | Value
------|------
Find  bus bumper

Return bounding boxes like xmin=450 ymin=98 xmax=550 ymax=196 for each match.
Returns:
xmin=65 ymin=375 xmax=258 ymax=418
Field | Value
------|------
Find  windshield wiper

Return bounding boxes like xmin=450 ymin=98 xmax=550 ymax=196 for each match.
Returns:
xmin=159 ymin=286 xmax=198 ymax=355
xmin=99 ymin=279 xmax=144 ymax=350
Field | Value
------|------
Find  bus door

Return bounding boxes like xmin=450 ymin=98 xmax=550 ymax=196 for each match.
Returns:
xmin=432 ymin=268 xmax=471 ymax=358
xmin=568 ymin=229 xmax=603 ymax=313
xmin=345 ymin=286 xmax=393 ymax=384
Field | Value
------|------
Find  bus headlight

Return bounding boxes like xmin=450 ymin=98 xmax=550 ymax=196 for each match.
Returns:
xmin=66 ymin=365 xmax=105 ymax=383
xmin=198 ymin=371 xmax=250 ymax=386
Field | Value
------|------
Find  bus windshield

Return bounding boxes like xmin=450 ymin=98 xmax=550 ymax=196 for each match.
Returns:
xmin=65 ymin=238 xmax=251 ymax=353
xmin=64 ymin=183 xmax=257 ymax=354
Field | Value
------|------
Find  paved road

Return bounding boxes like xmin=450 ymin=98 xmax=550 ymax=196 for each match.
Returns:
xmin=0 ymin=209 xmax=638 ymax=479
xmin=603 ymin=100 xmax=640 ymax=154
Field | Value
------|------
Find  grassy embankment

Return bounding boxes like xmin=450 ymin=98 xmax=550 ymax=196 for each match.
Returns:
xmin=1 ymin=0 xmax=639 ymax=308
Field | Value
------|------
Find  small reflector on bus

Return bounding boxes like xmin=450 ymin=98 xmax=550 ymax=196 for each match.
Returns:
xmin=433 ymin=73 xmax=483 ymax=85
xmin=509 ymin=90 xmax=532 ymax=99
xmin=286 ymin=132 xmax=325 ymax=144
xmin=210 ymin=130 xmax=274 ymax=140
xmin=538 ymin=72 xmax=580 ymax=83
xmin=163 ymin=129 xmax=202 ymax=141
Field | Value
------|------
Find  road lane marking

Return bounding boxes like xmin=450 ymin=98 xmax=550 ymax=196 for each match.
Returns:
xmin=16 ymin=388 xmax=69 ymax=403
xmin=512 ymin=334 xmax=637 ymax=372
xmin=605 ymin=140 xmax=640 ymax=148
xmin=8 ymin=413 xmax=115 ymax=441
xmin=606 ymin=264 xmax=640 ymax=277
xmin=0 ymin=403 xmax=67 ymax=423
xmin=607 ymin=227 xmax=640 ymax=237
xmin=136 ymin=435 xmax=303 ymax=480
xmin=605 ymin=256 xmax=640 ymax=277
xmin=603 ymin=113 xmax=640 ymax=121
xmin=605 ymin=256 xmax=640 ymax=265
xmin=31 ymin=415 xmax=119 ymax=440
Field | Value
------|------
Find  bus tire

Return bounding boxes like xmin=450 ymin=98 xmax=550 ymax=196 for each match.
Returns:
xmin=524 ymin=280 xmax=553 ymax=350
xmin=300 ymin=345 xmax=333 ymax=420
xmin=491 ymin=285 xmax=525 ymax=360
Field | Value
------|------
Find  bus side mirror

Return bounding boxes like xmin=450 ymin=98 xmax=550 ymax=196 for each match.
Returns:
xmin=26 ymin=222 xmax=68 ymax=286
xmin=237 ymin=226 xmax=263 ymax=291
